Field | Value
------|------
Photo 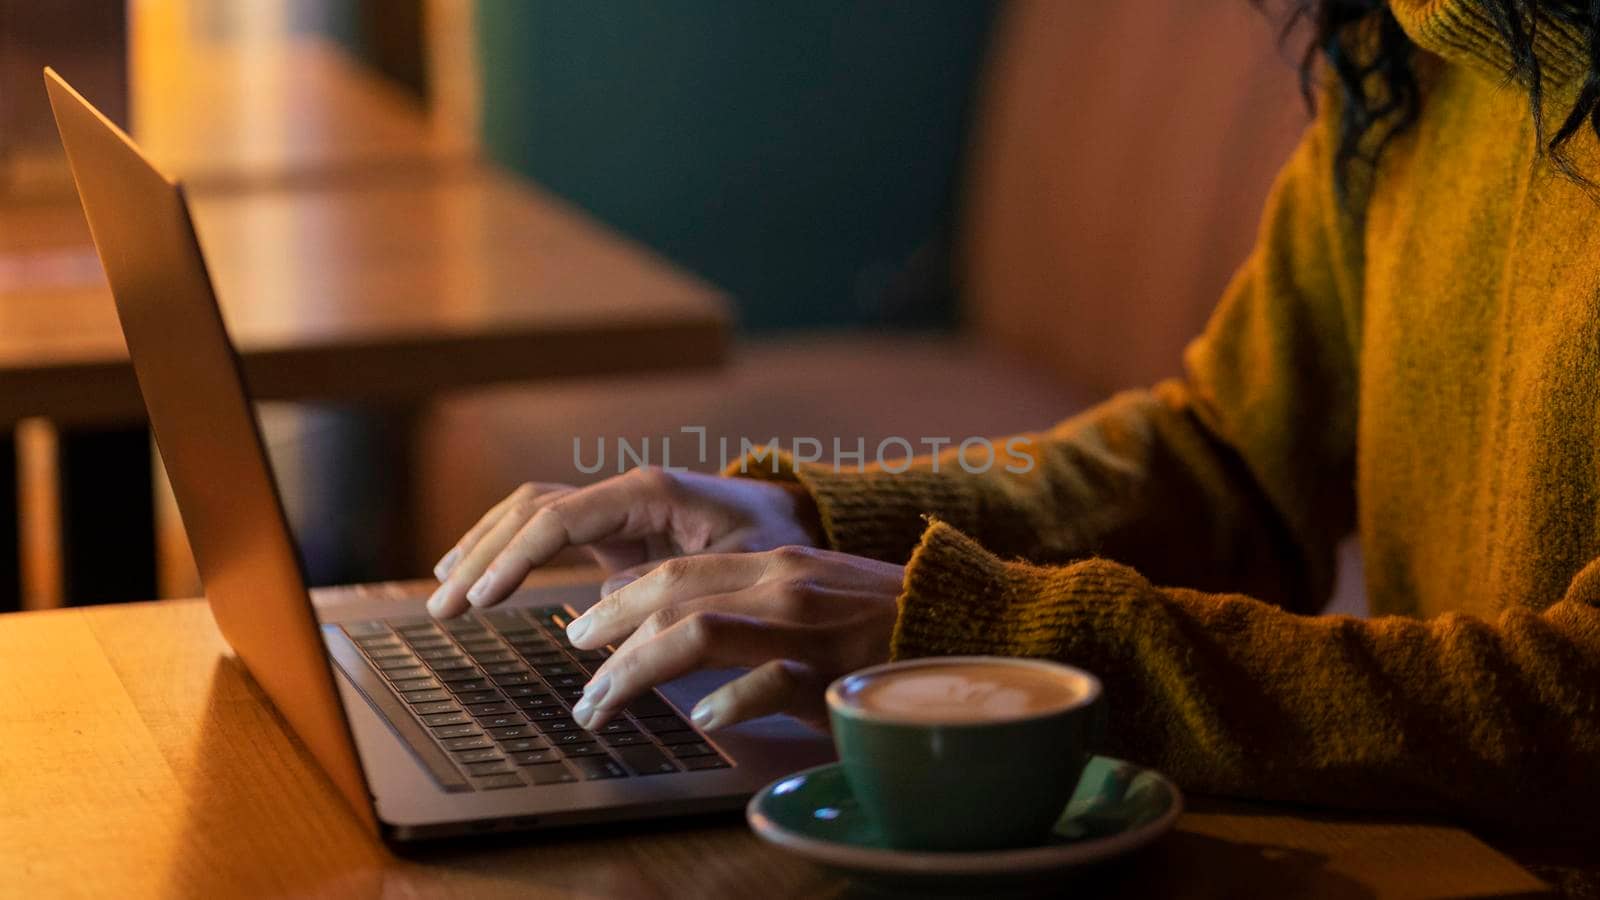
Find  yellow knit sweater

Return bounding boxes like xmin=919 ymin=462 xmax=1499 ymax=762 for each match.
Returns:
xmin=744 ymin=0 xmax=1600 ymax=830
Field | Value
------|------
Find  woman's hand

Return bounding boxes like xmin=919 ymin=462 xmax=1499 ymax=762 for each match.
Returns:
xmin=566 ymin=545 xmax=904 ymax=733
xmin=429 ymin=467 xmax=824 ymax=617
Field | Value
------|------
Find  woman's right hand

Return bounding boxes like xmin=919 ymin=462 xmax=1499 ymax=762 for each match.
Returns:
xmin=428 ymin=467 xmax=825 ymax=618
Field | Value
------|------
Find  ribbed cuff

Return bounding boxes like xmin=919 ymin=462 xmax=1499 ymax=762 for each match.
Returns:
xmin=724 ymin=451 xmax=981 ymax=564
xmin=889 ymin=518 xmax=1143 ymax=659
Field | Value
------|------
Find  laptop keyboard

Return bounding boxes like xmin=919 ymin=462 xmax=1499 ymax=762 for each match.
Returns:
xmin=338 ymin=605 xmax=730 ymax=792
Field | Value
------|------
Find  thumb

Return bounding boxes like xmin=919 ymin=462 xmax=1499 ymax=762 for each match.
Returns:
xmin=690 ymin=659 xmax=832 ymax=733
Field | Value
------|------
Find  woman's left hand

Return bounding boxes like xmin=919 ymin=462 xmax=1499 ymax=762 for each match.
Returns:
xmin=565 ymin=546 xmax=904 ymax=733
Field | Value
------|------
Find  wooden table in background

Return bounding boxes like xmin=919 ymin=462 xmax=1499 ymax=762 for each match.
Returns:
xmin=0 ymin=571 xmax=1559 ymax=899
xmin=0 ymin=169 xmax=728 ymax=606
xmin=131 ymin=36 xmax=475 ymax=192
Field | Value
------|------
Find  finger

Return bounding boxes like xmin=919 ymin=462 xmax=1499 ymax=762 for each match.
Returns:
xmin=571 ymin=612 xmax=811 ymax=730
xmin=688 ymin=659 xmax=831 ymax=732
xmin=462 ymin=468 xmax=684 ymax=609
xmin=429 ymin=488 xmax=566 ymax=617
xmin=432 ymin=483 xmax=567 ymax=580
xmin=566 ymin=553 xmax=769 ymax=649
xmin=599 ymin=559 xmax=664 ymax=597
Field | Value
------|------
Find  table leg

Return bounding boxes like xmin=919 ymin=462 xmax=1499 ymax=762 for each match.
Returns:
xmin=58 ymin=425 xmax=156 ymax=605
xmin=1 ymin=432 xmax=17 ymax=611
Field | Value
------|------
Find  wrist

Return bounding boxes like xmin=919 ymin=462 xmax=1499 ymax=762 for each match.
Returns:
xmin=779 ymin=482 xmax=827 ymax=548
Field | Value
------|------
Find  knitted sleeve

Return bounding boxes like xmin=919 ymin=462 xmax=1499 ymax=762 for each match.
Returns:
xmin=895 ymin=521 xmax=1600 ymax=829
xmin=735 ymin=96 xmax=1363 ymax=613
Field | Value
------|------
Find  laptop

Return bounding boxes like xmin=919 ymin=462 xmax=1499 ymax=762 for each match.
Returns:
xmin=44 ymin=68 xmax=831 ymax=842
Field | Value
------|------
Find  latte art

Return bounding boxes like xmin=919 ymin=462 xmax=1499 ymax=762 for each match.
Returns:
xmin=844 ymin=662 xmax=1084 ymax=723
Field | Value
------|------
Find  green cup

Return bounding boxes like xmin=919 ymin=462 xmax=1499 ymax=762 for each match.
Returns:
xmin=826 ymin=656 xmax=1105 ymax=851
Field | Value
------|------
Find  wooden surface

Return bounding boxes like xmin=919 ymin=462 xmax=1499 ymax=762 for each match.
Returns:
xmin=0 ymin=167 xmax=729 ymax=427
xmin=131 ymin=32 xmax=473 ymax=192
xmin=0 ymin=572 xmax=1555 ymax=899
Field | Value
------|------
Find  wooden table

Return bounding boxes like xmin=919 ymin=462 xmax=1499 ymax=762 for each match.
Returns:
xmin=0 ymin=169 xmax=727 ymax=425
xmin=0 ymin=573 xmax=1560 ymax=899
xmin=131 ymin=36 xmax=475 ymax=192
xmin=0 ymin=169 xmax=728 ymax=605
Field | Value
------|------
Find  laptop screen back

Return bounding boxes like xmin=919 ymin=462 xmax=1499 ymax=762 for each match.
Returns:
xmin=44 ymin=68 xmax=375 ymax=830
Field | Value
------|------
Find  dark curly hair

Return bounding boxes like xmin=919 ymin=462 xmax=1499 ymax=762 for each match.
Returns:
xmin=1267 ymin=1 xmax=1600 ymax=186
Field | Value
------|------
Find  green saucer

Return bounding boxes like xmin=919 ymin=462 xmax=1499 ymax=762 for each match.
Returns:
xmin=745 ymin=756 xmax=1182 ymax=893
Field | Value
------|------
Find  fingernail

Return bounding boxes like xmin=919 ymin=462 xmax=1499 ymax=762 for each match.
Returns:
xmin=433 ymin=548 xmax=461 ymax=581
xmin=571 ymin=695 xmax=593 ymax=726
xmin=466 ymin=571 xmax=493 ymax=605
xmin=691 ymin=699 xmax=715 ymax=730
xmin=583 ymin=673 xmax=611 ymax=709
xmin=427 ymin=586 xmax=448 ymax=617
xmin=566 ymin=615 xmax=591 ymax=644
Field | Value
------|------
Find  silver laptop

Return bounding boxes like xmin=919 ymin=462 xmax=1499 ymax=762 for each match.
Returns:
xmin=45 ymin=67 xmax=831 ymax=842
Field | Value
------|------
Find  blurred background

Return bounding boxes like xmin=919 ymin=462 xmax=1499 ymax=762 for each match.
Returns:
xmin=2 ymin=0 xmax=1341 ymax=613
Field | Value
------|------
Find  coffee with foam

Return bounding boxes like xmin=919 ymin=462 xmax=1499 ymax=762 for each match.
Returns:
xmin=839 ymin=660 xmax=1086 ymax=724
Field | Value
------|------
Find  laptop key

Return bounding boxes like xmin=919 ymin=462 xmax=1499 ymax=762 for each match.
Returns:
xmin=423 ymin=712 xmax=473 ymax=726
xmin=595 ymin=719 xmax=637 ymax=734
xmin=484 ymin=662 xmax=530 ymax=676
xmin=559 ymin=742 xmax=607 ymax=758
xmin=407 ymin=637 xmax=452 ymax=650
xmin=655 ymin=730 xmax=704 ymax=746
xmin=474 ymin=773 xmax=525 ymax=790
xmin=412 ymin=701 xmax=460 ymax=715
xmin=466 ymin=760 xmax=513 ymax=776
xmin=614 ymin=744 xmax=679 ymax=776
xmin=416 ymin=647 xmax=467 ymax=661
xmin=524 ymin=764 xmax=578 ymax=785
xmin=488 ymin=725 xmax=537 ymax=740
xmin=536 ymin=718 xmax=579 ymax=733
xmin=548 ymin=731 xmax=595 ymax=746
xmin=546 ymin=674 xmax=586 ymax=690
xmin=375 ymin=656 xmax=422 ymax=670
xmin=431 ymin=724 xmax=482 ymax=740
xmin=466 ymin=702 xmax=515 ymax=716
xmin=472 ymin=651 xmax=519 ymax=665
xmin=636 ymin=715 xmax=692 ymax=735
xmin=436 ymin=667 xmax=486 ymax=683
xmin=626 ymin=693 xmax=677 ymax=717
xmin=392 ymin=678 xmax=440 ymax=692
xmin=498 ymin=738 xmax=549 ymax=753
xmin=382 ymin=666 xmax=430 ymax=682
xmin=454 ymin=748 xmax=504 ymax=764
xmin=454 ymin=690 xmax=501 ymax=705
xmin=525 ymin=706 xmax=565 ymax=720
xmin=572 ymin=649 xmax=609 ymax=663
xmin=443 ymin=736 xmax=494 ymax=751
xmin=510 ymin=749 xmax=560 ymax=766
xmin=361 ymin=643 xmax=409 ymax=659
xmin=556 ymin=688 xmax=587 ymax=703
xmin=477 ymin=715 xmax=525 ymax=730
xmin=512 ymin=695 xmax=561 ymax=711
xmin=344 ymin=621 xmax=391 ymax=637
xmin=680 ymin=755 xmax=731 ymax=771
xmin=492 ymin=674 xmax=538 ymax=687
xmin=569 ymin=756 xmax=627 ymax=780
xmin=669 ymin=742 xmax=717 ymax=758
xmin=500 ymin=684 xmax=550 ymax=699
xmin=534 ymin=663 xmax=579 ymax=677
xmin=445 ymin=679 xmax=494 ymax=693
xmin=403 ymin=689 xmax=451 ymax=703
xmin=602 ymin=733 xmax=648 ymax=747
